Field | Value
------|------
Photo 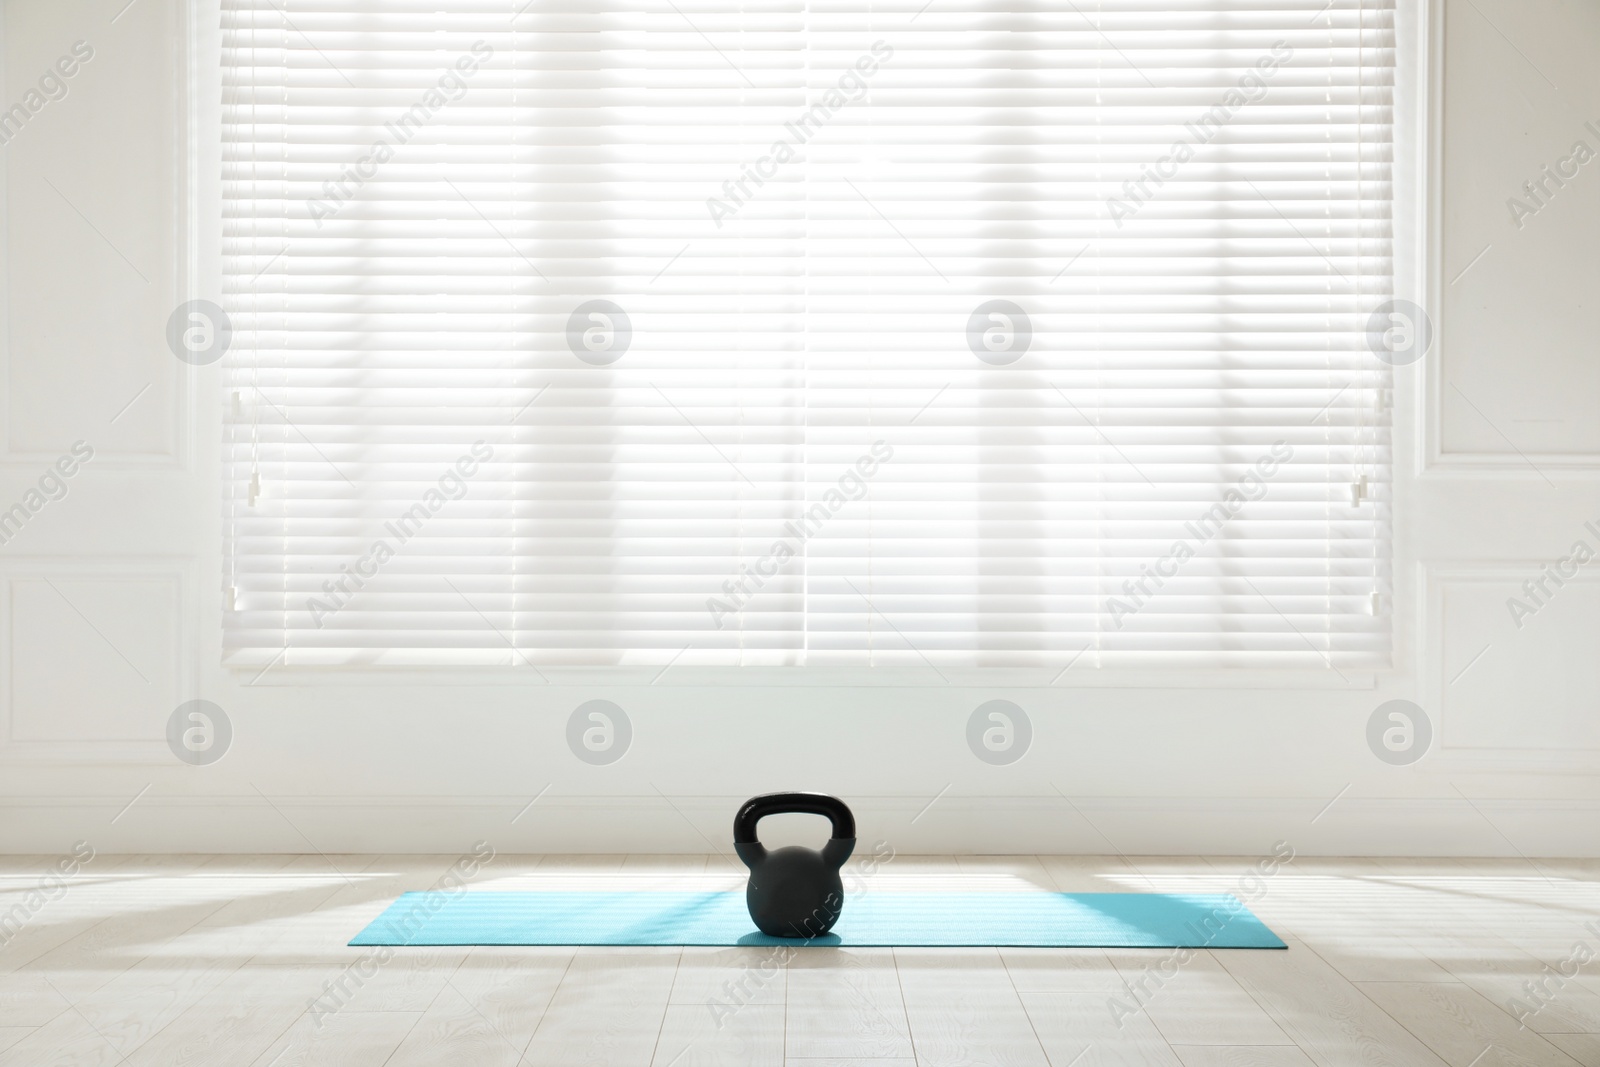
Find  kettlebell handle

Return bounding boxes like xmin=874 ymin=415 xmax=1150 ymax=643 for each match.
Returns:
xmin=733 ymin=792 xmax=855 ymax=846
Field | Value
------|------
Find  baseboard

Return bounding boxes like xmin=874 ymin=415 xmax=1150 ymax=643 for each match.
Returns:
xmin=3 ymin=793 xmax=1596 ymax=857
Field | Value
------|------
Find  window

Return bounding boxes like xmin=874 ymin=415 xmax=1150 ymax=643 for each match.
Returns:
xmin=222 ymin=0 xmax=1396 ymax=670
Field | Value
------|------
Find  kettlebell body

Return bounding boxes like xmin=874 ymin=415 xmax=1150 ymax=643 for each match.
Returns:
xmin=733 ymin=792 xmax=856 ymax=938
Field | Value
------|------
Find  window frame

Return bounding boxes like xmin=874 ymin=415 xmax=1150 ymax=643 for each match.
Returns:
xmin=191 ymin=0 xmax=1432 ymax=689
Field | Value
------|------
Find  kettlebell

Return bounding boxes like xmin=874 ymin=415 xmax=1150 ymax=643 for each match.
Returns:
xmin=734 ymin=792 xmax=856 ymax=938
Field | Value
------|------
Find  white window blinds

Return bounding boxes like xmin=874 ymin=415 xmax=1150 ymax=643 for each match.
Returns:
xmin=222 ymin=0 xmax=1395 ymax=670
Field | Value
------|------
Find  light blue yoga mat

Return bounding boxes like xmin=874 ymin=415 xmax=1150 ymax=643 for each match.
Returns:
xmin=349 ymin=891 xmax=1285 ymax=949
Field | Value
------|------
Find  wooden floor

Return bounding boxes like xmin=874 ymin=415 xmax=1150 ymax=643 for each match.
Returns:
xmin=1 ymin=853 xmax=1598 ymax=1066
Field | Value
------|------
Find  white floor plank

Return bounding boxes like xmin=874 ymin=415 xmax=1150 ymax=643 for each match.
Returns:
xmin=651 ymin=1001 xmax=785 ymax=1067
xmin=671 ymin=946 xmax=787 ymax=1007
xmin=1106 ymin=949 xmax=1293 ymax=1046
xmin=1001 ymin=947 xmax=1128 ymax=994
xmin=786 ymin=948 xmax=913 ymax=1060
xmin=897 ymin=949 xmax=1050 ymax=1067
xmin=1016 ymin=989 xmax=1184 ymax=1067
xmin=1549 ymin=1034 xmax=1600 ymax=1066
xmin=1214 ymin=939 xmax=1451 ymax=1067
xmin=382 ymin=980 xmax=526 ymax=1067
xmin=118 ymin=969 xmax=320 ymax=1067
xmin=245 ymin=1009 xmax=422 ymax=1067
xmin=1356 ymin=980 xmax=1585 ymax=1067
xmin=1172 ymin=1046 xmax=1318 ymax=1067
xmin=0 ymin=973 xmax=71 ymax=1027
xmin=518 ymin=950 xmax=678 ymax=1066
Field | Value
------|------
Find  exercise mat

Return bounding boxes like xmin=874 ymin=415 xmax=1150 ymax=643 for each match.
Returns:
xmin=349 ymin=891 xmax=1286 ymax=948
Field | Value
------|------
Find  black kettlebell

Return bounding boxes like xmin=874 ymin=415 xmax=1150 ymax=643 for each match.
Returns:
xmin=734 ymin=792 xmax=856 ymax=938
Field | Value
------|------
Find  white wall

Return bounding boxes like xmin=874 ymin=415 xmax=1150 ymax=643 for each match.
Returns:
xmin=2 ymin=0 xmax=1598 ymax=857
